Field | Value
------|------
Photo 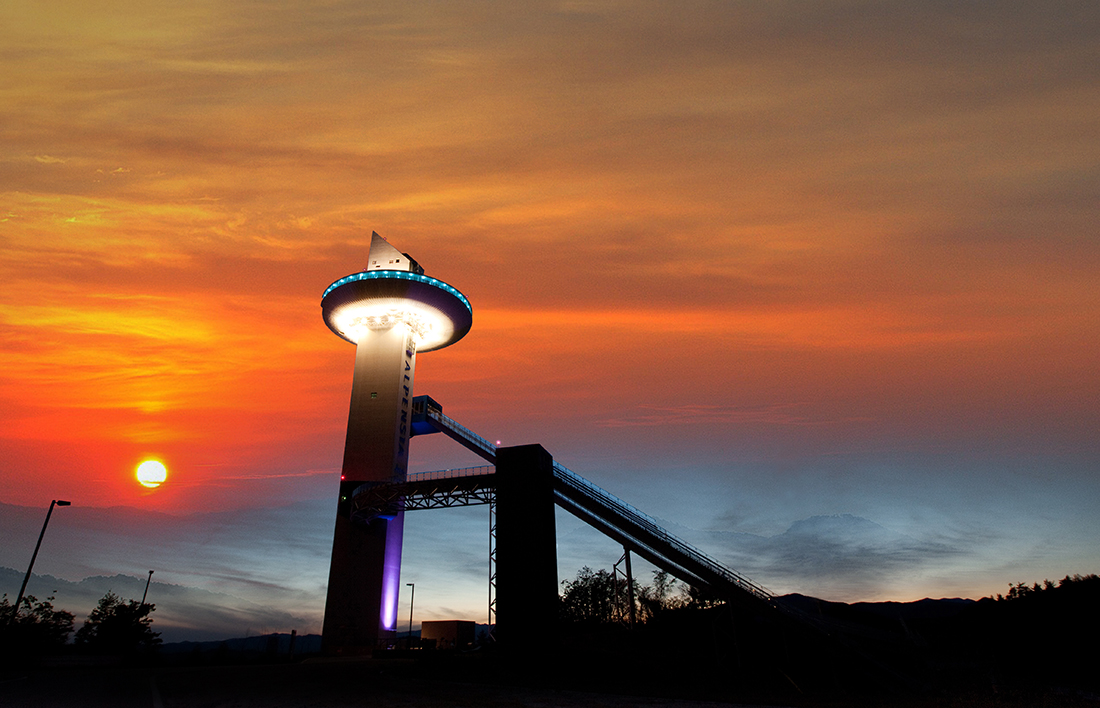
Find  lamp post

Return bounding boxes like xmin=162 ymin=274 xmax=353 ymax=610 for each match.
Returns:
xmin=406 ymin=582 xmax=415 ymax=648
xmin=11 ymin=500 xmax=71 ymax=622
xmin=141 ymin=570 xmax=154 ymax=607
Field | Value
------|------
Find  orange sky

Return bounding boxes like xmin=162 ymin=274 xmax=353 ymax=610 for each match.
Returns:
xmin=2 ymin=0 xmax=1098 ymax=636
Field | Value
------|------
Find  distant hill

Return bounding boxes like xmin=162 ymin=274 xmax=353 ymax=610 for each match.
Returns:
xmin=160 ymin=632 xmax=323 ymax=660
xmin=778 ymin=592 xmax=977 ymax=627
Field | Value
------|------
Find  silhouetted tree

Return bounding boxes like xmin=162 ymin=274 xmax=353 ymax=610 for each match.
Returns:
xmin=75 ymin=591 xmax=160 ymax=654
xmin=992 ymin=574 xmax=1100 ymax=602
xmin=563 ymin=567 xmax=703 ymax=626
xmin=683 ymin=583 xmax=722 ymax=609
xmin=638 ymin=570 xmax=684 ymax=620
xmin=561 ymin=566 xmax=616 ymax=624
xmin=560 ymin=566 xmax=648 ymax=625
xmin=0 ymin=593 xmax=74 ymax=655
xmin=967 ymin=572 xmax=1100 ymax=692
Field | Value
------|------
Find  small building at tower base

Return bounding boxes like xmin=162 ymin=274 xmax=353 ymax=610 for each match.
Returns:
xmin=420 ymin=620 xmax=476 ymax=651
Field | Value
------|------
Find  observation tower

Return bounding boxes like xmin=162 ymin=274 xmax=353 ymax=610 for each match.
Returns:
xmin=320 ymin=232 xmax=472 ymax=653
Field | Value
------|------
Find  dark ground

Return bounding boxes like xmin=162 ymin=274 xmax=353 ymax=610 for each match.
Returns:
xmin=2 ymin=656 xmax=779 ymax=708
xmin=2 ymin=648 xmax=1097 ymax=708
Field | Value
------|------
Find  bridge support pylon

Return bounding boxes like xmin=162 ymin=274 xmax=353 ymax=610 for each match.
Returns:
xmin=494 ymin=444 xmax=558 ymax=648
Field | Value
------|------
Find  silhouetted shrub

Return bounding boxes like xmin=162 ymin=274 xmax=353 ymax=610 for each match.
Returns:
xmin=0 ymin=593 xmax=75 ymax=656
xmin=75 ymin=591 xmax=161 ymax=655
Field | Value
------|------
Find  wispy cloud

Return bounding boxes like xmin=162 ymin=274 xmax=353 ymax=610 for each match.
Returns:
xmin=682 ymin=514 xmax=989 ymax=601
xmin=596 ymin=403 xmax=867 ymax=428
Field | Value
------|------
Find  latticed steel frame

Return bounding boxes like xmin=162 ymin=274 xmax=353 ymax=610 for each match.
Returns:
xmin=488 ymin=501 xmax=497 ymax=641
xmin=349 ymin=469 xmax=500 ymax=640
xmin=404 ymin=485 xmax=495 ymax=511
xmin=350 ymin=474 xmax=496 ymax=522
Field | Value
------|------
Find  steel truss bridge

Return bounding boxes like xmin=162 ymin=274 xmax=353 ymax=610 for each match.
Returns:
xmin=351 ymin=396 xmax=775 ymax=627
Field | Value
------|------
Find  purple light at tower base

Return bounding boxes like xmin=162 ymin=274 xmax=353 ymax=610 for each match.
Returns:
xmin=380 ymin=512 xmax=405 ymax=633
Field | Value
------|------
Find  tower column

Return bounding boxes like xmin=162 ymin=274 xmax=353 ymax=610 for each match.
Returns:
xmin=322 ymin=323 xmax=418 ymax=653
xmin=319 ymin=232 xmax=472 ymax=656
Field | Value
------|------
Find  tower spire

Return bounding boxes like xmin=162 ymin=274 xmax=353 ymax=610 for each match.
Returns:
xmin=365 ymin=232 xmax=422 ymax=274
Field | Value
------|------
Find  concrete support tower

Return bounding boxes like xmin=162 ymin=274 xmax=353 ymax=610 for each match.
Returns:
xmin=494 ymin=444 xmax=559 ymax=649
xmin=320 ymin=233 xmax=472 ymax=653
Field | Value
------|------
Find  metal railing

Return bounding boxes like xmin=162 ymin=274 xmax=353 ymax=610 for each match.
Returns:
xmin=406 ymin=465 xmax=494 ymax=483
xmin=418 ymin=403 xmax=497 ymax=462
xmin=552 ymin=462 xmax=774 ymax=603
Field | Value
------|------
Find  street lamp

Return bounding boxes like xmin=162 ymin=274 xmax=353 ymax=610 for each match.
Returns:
xmin=10 ymin=500 xmax=71 ymax=622
xmin=406 ymin=582 xmax=415 ymax=649
xmin=141 ymin=570 xmax=154 ymax=607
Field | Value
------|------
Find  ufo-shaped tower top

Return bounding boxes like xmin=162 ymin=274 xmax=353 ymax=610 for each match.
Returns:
xmin=321 ymin=232 xmax=472 ymax=352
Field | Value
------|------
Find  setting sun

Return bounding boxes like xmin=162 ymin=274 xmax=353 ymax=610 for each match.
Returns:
xmin=136 ymin=460 xmax=168 ymax=489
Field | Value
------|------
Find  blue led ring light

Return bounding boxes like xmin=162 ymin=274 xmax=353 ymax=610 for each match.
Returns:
xmin=322 ymin=270 xmax=471 ymax=314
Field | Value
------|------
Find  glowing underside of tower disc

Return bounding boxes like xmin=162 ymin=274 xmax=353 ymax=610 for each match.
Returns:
xmin=327 ymin=299 xmax=454 ymax=349
xmin=321 ymin=271 xmax=472 ymax=352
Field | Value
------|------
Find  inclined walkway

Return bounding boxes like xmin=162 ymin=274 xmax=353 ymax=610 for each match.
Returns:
xmin=400 ymin=396 xmax=775 ymax=608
